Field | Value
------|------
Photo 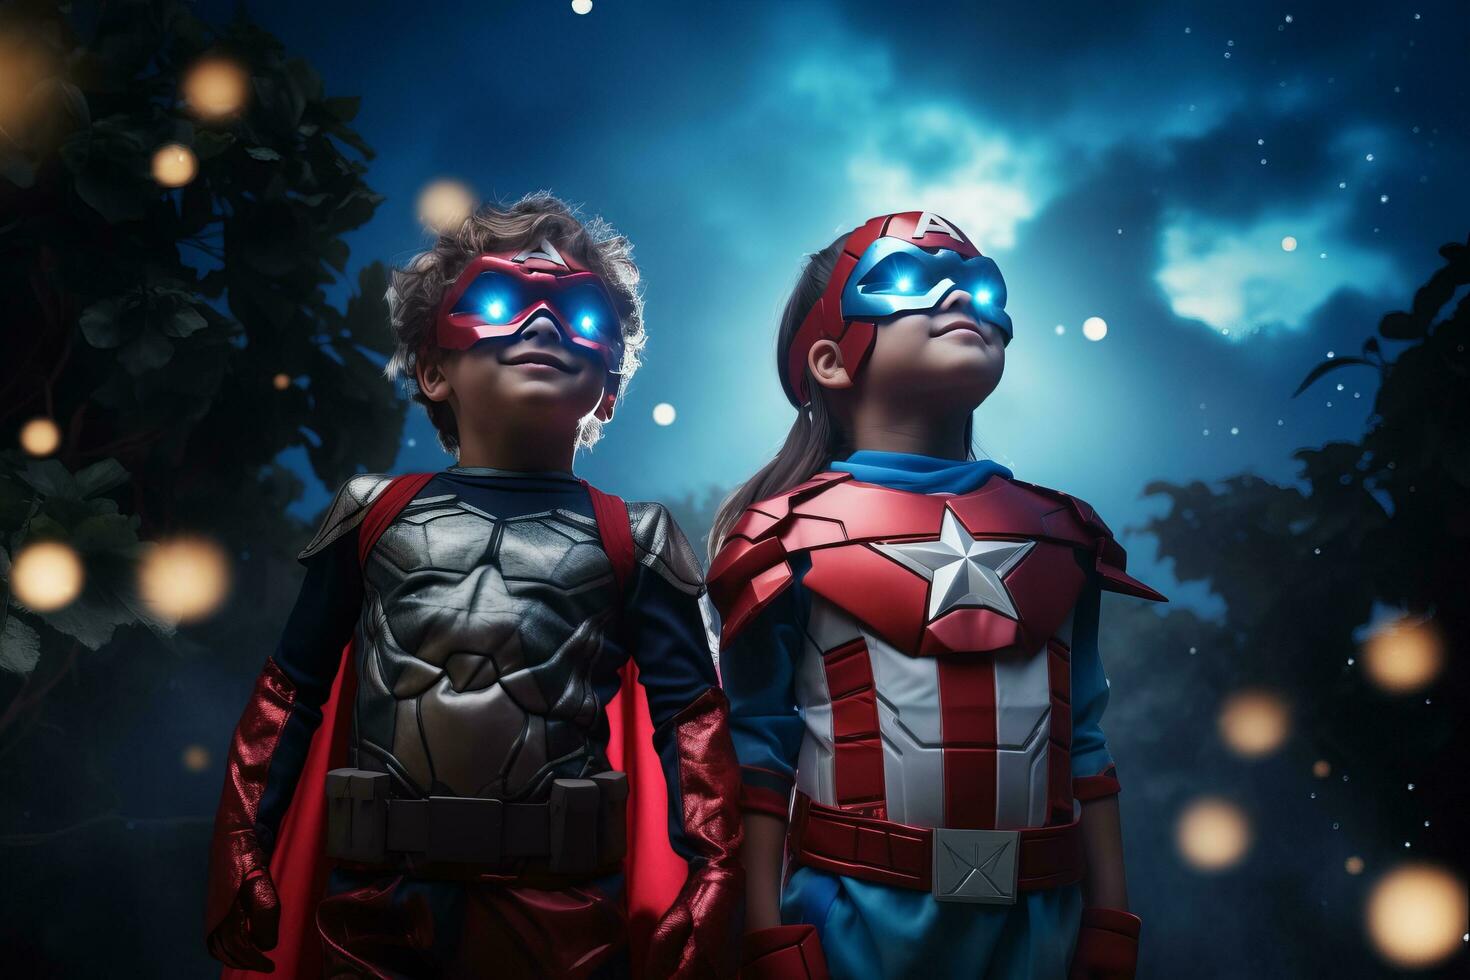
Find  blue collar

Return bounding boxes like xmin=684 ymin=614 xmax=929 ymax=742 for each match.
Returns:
xmin=830 ymin=450 xmax=1012 ymax=495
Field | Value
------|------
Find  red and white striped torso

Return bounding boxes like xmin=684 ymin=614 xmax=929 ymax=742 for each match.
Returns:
xmin=792 ymin=589 xmax=1077 ymax=831
xmin=710 ymin=471 xmax=1166 ymax=834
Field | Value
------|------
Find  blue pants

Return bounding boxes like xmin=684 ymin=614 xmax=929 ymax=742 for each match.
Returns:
xmin=783 ymin=866 xmax=1082 ymax=980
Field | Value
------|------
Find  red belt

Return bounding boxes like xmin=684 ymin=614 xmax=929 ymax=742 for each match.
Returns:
xmin=789 ymin=793 xmax=1085 ymax=904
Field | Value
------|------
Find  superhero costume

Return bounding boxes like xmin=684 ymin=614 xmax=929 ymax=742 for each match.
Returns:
xmin=433 ymin=238 xmax=628 ymax=372
xmin=205 ymin=467 xmax=743 ymax=978
xmin=712 ymin=213 xmax=1162 ymax=979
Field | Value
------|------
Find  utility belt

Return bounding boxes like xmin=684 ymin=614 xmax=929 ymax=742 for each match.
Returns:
xmin=325 ymin=768 xmax=628 ymax=878
xmin=788 ymin=792 xmax=1084 ymax=905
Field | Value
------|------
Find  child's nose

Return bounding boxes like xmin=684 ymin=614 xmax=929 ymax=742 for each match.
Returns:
xmin=941 ymin=287 xmax=973 ymax=310
xmin=517 ymin=313 xmax=565 ymax=344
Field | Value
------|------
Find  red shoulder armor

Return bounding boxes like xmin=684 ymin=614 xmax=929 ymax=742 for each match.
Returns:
xmin=1006 ymin=478 xmax=1167 ymax=603
xmin=708 ymin=472 xmax=1165 ymax=651
xmin=706 ymin=472 xmax=853 ymax=647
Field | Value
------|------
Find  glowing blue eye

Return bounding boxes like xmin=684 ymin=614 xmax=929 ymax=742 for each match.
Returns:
xmin=975 ymin=288 xmax=993 ymax=305
xmin=896 ymin=277 xmax=912 ymax=293
xmin=486 ymin=299 xmax=506 ymax=320
xmin=579 ymin=314 xmax=596 ymax=333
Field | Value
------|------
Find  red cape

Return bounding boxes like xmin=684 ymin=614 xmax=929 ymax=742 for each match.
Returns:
xmin=224 ymin=478 xmax=684 ymax=978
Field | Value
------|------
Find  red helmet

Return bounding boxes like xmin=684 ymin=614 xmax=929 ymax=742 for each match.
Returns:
xmin=785 ymin=211 xmax=1012 ymax=406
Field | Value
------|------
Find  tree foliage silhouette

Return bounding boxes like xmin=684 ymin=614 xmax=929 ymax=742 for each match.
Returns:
xmin=1 ymin=0 xmax=404 ymax=738
xmin=1128 ymin=237 xmax=1469 ymax=977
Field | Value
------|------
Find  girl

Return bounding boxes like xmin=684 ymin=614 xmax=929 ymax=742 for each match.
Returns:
xmin=707 ymin=212 xmax=1164 ymax=980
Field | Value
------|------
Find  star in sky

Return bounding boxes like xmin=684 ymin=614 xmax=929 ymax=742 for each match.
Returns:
xmin=873 ymin=509 xmax=1035 ymax=621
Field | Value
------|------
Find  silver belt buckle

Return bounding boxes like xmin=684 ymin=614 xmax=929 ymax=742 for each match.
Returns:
xmin=931 ymin=827 xmax=1020 ymax=904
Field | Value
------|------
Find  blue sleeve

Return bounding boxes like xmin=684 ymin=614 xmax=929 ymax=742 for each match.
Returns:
xmin=253 ymin=527 xmax=362 ymax=851
xmin=618 ymin=543 xmax=725 ymax=865
xmin=1069 ymin=578 xmax=1116 ymax=782
xmin=622 ymin=560 xmax=721 ymax=728
xmin=719 ymin=566 xmax=809 ymax=813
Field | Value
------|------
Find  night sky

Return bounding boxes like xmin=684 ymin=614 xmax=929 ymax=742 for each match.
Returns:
xmin=225 ymin=0 xmax=1469 ymax=614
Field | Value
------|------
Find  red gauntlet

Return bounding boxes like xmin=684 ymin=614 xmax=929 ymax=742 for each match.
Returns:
xmin=740 ymin=924 xmax=830 ymax=979
xmin=1069 ymin=907 xmax=1141 ymax=980
xmin=204 ymin=658 xmax=297 ymax=971
xmin=646 ymin=688 xmax=746 ymax=979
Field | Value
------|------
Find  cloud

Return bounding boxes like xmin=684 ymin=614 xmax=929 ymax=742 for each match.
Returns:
xmin=782 ymin=49 xmax=1051 ymax=252
xmin=843 ymin=105 xmax=1045 ymax=252
xmin=1154 ymin=202 xmax=1401 ymax=340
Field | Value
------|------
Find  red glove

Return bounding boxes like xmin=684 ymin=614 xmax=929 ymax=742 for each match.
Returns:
xmin=207 ymin=866 xmax=281 ymax=972
xmin=645 ymin=689 xmax=746 ymax=979
xmin=1069 ymin=907 xmax=1141 ymax=980
xmin=740 ymin=924 xmax=830 ymax=980
xmin=204 ymin=659 xmax=298 ymax=971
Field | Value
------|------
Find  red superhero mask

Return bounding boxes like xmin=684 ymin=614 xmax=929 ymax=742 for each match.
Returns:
xmin=785 ymin=211 xmax=1012 ymax=406
xmin=434 ymin=240 xmax=626 ymax=373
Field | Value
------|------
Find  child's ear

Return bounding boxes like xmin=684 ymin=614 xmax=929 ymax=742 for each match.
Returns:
xmin=808 ymin=338 xmax=854 ymax=390
xmin=416 ymin=350 xmax=453 ymax=403
xmin=593 ymin=388 xmax=617 ymax=422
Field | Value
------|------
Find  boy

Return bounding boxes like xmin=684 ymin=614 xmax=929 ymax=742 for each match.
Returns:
xmin=204 ymin=193 xmax=743 ymax=978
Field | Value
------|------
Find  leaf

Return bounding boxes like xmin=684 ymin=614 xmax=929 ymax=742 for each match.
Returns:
xmin=33 ymin=585 xmax=135 ymax=651
xmin=63 ymin=117 xmax=152 ymax=223
xmin=194 ymin=129 xmax=236 ymax=160
xmin=247 ymin=146 xmax=282 ymax=161
xmin=323 ymin=237 xmax=348 ymax=273
xmin=1293 ymin=357 xmax=1371 ymax=397
xmin=118 ymin=327 xmax=175 ymax=375
xmin=73 ymin=459 xmax=130 ymax=499
xmin=1380 ymin=311 xmax=1423 ymax=340
xmin=164 ymin=306 xmax=208 ymax=338
xmin=67 ymin=512 xmax=139 ymax=552
xmin=17 ymin=460 xmax=79 ymax=500
xmin=78 ymin=296 xmax=130 ymax=349
xmin=322 ymin=95 xmax=360 ymax=122
xmin=0 ymin=614 xmax=41 ymax=676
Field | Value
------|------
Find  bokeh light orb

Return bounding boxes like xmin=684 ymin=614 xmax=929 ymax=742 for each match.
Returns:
xmin=1082 ymin=316 xmax=1108 ymax=341
xmin=151 ymin=142 xmax=198 ymax=188
xmin=182 ymin=744 xmax=212 ymax=772
xmin=1346 ymin=856 xmax=1365 ymax=876
xmin=1281 ymin=235 xmax=1298 ymax=252
xmin=11 ymin=541 xmax=85 ymax=611
xmin=1313 ymin=759 xmax=1332 ymax=779
xmin=1365 ymin=863 xmax=1468 ymax=969
xmin=417 ymin=179 xmax=475 ymax=235
xmin=18 ymin=416 xmax=61 ymax=456
xmin=1176 ymin=796 xmax=1252 ymax=872
xmin=272 ymin=372 xmax=292 ymax=391
xmin=182 ymin=56 xmax=249 ymax=120
xmin=572 ymin=0 xmax=593 ymax=13
xmin=1218 ymin=688 xmax=1291 ymax=757
xmin=652 ymin=402 xmax=677 ymax=426
xmin=1363 ymin=616 xmax=1444 ymax=694
xmin=139 ymin=536 xmax=231 ymax=623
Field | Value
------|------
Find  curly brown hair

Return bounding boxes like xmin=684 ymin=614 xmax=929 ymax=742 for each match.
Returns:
xmin=383 ymin=191 xmax=646 ymax=454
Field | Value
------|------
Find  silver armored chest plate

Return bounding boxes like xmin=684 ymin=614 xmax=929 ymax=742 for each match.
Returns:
xmin=350 ymin=492 xmax=619 ymax=802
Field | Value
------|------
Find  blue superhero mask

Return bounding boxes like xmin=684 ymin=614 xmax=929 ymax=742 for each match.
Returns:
xmin=842 ymin=237 xmax=1013 ymax=342
xmin=786 ymin=211 xmax=1014 ymax=406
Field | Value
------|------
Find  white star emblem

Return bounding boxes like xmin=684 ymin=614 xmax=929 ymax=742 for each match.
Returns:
xmin=873 ymin=509 xmax=1035 ymax=621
